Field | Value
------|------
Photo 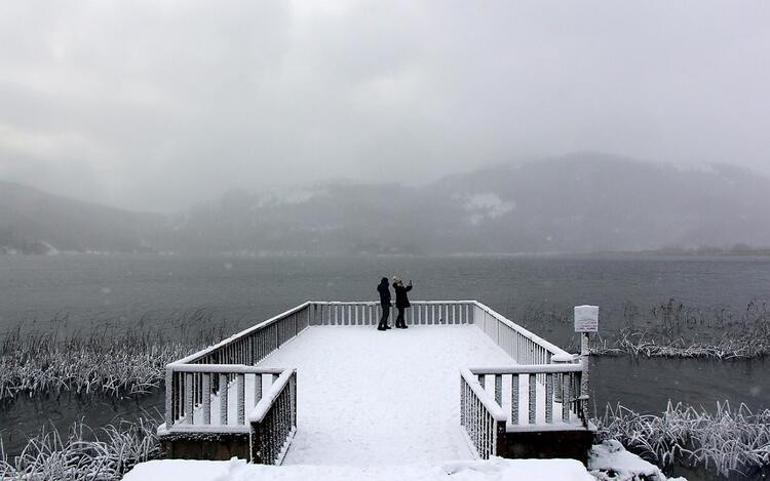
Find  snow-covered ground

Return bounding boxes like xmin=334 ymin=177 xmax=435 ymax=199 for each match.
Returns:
xmin=123 ymin=457 xmax=596 ymax=481
xmin=588 ymin=440 xmax=687 ymax=481
xmin=257 ymin=325 xmax=514 ymax=465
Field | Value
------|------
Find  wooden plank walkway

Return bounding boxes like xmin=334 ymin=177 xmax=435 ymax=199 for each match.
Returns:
xmin=258 ymin=325 xmax=514 ymax=465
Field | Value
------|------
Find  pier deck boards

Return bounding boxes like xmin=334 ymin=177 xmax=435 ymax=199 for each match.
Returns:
xmin=259 ymin=325 xmax=512 ymax=465
xmin=159 ymin=301 xmax=593 ymax=464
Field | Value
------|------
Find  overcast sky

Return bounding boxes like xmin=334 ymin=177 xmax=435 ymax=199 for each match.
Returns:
xmin=0 ymin=1 xmax=768 ymax=212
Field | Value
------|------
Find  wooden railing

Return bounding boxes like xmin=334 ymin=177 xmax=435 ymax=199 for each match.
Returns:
xmin=249 ymin=368 xmax=297 ymax=465
xmin=308 ymin=301 xmax=475 ymax=326
xmin=174 ymin=302 xmax=312 ymax=367
xmin=163 ymin=365 xmax=284 ymax=432
xmin=469 ymin=364 xmax=586 ymax=429
xmin=470 ymin=301 xmax=570 ymax=364
xmin=460 ymin=368 xmax=507 ymax=459
xmin=465 ymin=302 xmax=588 ymax=432
xmin=163 ymin=302 xmax=308 ymax=438
xmin=460 ymin=364 xmax=587 ymax=459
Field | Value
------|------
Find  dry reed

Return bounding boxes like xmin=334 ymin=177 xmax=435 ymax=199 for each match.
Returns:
xmin=0 ymin=414 xmax=160 ymax=481
xmin=595 ymin=401 xmax=770 ymax=478
xmin=0 ymin=310 xmax=233 ymax=401
xmin=590 ymin=299 xmax=770 ymax=359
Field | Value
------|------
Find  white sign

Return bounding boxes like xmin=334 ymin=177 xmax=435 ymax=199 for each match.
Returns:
xmin=574 ymin=305 xmax=599 ymax=333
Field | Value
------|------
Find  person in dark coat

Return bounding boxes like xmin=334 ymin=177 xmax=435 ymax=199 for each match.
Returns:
xmin=376 ymin=277 xmax=392 ymax=331
xmin=392 ymin=277 xmax=413 ymax=329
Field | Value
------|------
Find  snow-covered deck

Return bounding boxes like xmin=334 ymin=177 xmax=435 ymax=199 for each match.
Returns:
xmin=159 ymin=301 xmax=591 ymax=465
xmin=260 ymin=325 xmax=512 ymax=464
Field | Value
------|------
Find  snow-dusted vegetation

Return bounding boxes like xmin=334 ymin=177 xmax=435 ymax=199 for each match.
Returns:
xmin=596 ymin=402 xmax=770 ymax=478
xmin=0 ymin=416 xmax=159 ymax=481
xmin=0 ymin=311 xmax=231 ymax=401
xmin=592 ymin=299 xmax=770 ymax=359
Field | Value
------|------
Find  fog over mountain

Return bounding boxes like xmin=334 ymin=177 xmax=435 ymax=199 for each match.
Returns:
xmin=0 ymin=181 xmax=162 ymax=255
xmin=3 ymin=154 xmax=770 ymax=256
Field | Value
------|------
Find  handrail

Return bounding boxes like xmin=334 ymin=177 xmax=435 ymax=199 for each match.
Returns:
xmin=174 ymin=301 xmax=311 ymax=365
xmin=168 ymin=364 xmax=286 ymax=374
xmin=470 ymin=365 xmax=587 ymax=429
xmin=249 ymin=368 xmax=296 ymax=423
xmin=460 ymin=368 xmax=507 ymax=459
xmin=472 ymin=301 xmax=570 ymax=357
xmin=249 ymin=369 xmax=297 ymax=465
xmin=311 ymin=300 xmax=477 ymax=305
xmin=309 ymin=300 xmax=476 ymax=326
xmin=468 ymin=364 xmax=583 ymax=375
xmin=460 ymin=368 xmax=507 ymax=422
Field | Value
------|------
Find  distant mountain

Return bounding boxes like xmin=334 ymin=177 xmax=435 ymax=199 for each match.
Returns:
xmin=0 ymin=181 xmax=163 ymax=254
xmin=161 ymin=153 xmax=770 ymax=255
xmin=4 ymin=153 xmax=770 ymax=255
xmin=430 ymin=153 xmax=770 ymax=254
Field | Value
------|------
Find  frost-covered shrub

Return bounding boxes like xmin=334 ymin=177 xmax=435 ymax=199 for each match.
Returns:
xmin=0 ymin=310 xmax=233 ymax=401
xmin=0 ymin=415 xmax=160 ymax=481
xmin=591 ymin=299 xmax=770 ymax=359
xmin=594 ymin=402 xmax=770 ymax=478
xmin=589 ymin=440 xmax=686 ymax=481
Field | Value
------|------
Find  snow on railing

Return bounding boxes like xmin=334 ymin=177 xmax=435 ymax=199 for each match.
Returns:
xmin=163 ymin=365 xmax=287 ymax=432
xmin=468 ymin=364 xmax=587 ymax=430
xmin=471 ymin=301 xmax=571 ymax=365
xmin=174 ymin=302 xmax=312 ymax=366
xmin=308 ymin=300 xmax=476 ymax=326
xmin=249 ymin=368 xmax=297 ymax=465
xmin=460 ymin=363 xmax=588 ymax=460
xmin=460 ymin=368 xmax=507 ymax=459
xmin=163 ymin=302 xmax=311 ymax=438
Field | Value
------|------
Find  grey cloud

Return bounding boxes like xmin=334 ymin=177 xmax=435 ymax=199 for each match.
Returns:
xmin=0 ymin=0 xmax=768 ymax=212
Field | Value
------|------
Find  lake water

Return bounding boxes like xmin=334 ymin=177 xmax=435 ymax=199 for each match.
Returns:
xmin=1 ymin=254 xmax=769 ymax=460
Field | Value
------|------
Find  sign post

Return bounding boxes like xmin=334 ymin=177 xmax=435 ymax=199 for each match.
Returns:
xmin=574 ymin=305 xmax=598 ymax=422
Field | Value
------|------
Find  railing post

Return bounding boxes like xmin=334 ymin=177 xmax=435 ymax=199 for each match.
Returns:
xmin=510 ymin=373 xmax=519 ymax=425
xmin=184 ymin=372 xmax=193 ymax=424
xmin=545 ymin=373 xmax=553 ymax=424
xmin=165 ymin=367 xmax=174 ymax=429
xmin=528 ymin=374 xmax=536 ymax=424
xmin=220 ymin=373 xmax=229 ymax=425
xmin=237 ymin=373 xmax=246 ymax=424
xmin=291 ymin=371 xmax=297 ymax=428
xmin=561 ymin=373 xmax=571 ymax=423
xmin=551 ymin=352 xmax=573 ymax=403
xmin=202 ymin=373 xmax=211 ymax=425
xmin=580 ymin=333 xmax=590 ymax=425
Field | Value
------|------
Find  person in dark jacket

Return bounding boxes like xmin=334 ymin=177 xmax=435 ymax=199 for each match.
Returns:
xmin=392 ymin=277 xmax=413 ymax=329
xmin=376 ymin=277 xmax=392 ymax=331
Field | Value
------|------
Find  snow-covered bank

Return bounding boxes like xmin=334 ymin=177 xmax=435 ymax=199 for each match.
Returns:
xmin=123 ymin=444 xmax=689 ymax=481
xmin=122 ymin=457 xmax=595 ymax=481
xmin=589 ymin=440 xmax=687 ymax=481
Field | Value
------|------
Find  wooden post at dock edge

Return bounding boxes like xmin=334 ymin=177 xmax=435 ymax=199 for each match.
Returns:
xmin=574 ymin=305 xmax=598 ymax=424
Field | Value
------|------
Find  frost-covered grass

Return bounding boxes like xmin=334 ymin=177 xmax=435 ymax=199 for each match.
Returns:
xmin=0 ymin=415 xmax=160 ymax=481
xmin=594 ymin=401 xmax=770 ymax=478
xmin=586 ymin=299 xmax=770 ymax=359
xmin=0 ymin=310 xmax=233 ymax=401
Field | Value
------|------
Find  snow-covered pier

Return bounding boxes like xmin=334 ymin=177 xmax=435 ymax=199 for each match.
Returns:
xmin=158 ymin=301 xmax=594 ymax=465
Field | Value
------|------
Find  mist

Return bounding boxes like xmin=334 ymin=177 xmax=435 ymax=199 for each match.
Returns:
xmin=1 ymin=0 xmax=769 ymax=213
